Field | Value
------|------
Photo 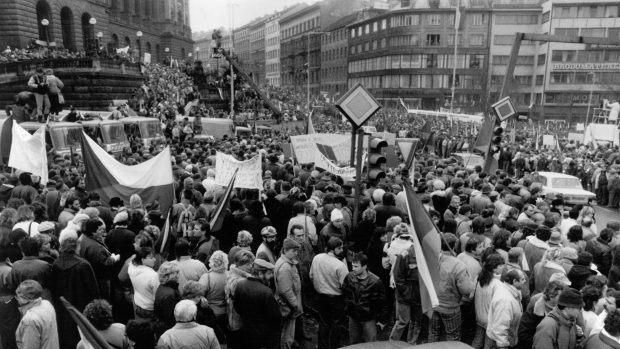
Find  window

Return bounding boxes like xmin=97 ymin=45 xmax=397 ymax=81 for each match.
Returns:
xmin=607 ymin=6 xmax=619 ymax=17
xmin=372 ymin=40 xmax=378 ymax=50
xmin=364 ymin=42 xmax=370 ymax=51
xmin=492 ymin=55 xmax=509 ymax=65
xmin=581 ymin=28 xmax=606 ymax=37
xmin=494 ymin=35 xmax=514 ymax=45
xmin=447 ymin=34 xmax=462 ymax=46
xmin=428 ymin=14 xmax=441 ymax=25
xmin=380 ymin=38 xmax=387 ymax=48
xmin=538 ymin=54 xmax=546 ymax=65
xmin=470 ymin=14 xmax=487 ymax=26
xmin=542 ymin=11 xmax=550 ymax=23
xmin=391 ymin=55 xmax=401 ymax=69
xmin=390 ymin=35 xmax=419 ymax=47
xmin=373 ymin=22 xmax=378 ymax=32
xmin=516 ymin=75 xmax=532 ymax=85
xmin=550 ymin=72 xmax=572 ymax=84
xmin=469 ymin=34 xmax=484 ymax=46
xmin=350 ymin=28 xmax=356 ymax=38
xmin=426 ymin=34 xmax=441 ymax=46
xmin=381 ymin=19 xmax=387 ymax=29
xmin=470 ymin=54 xmax=484 ymax=68
xmin=357 ymin=44 xmax=362 ymax=53
xmin=365 ymin=24 xmax=370 ymax=34
xmin=491 ymin=75 xmax=503 ymax=85
xmin=495 ymin=14 xmax=538 ymax=25
xmin=350 ymin=46 xmax=355 ymax=54
xmin=517 ymin=55 xmax=535 ymax=65
xmin=358 ymin=27 xmax=362 ymax=36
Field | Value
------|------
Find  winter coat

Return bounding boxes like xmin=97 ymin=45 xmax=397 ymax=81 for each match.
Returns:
xmin=233 ymin=276 xmax=282 ymax=348
xmin=154 ymin=281 xmax=181 ymax=333
xmin=225 ymin=266 xmax=249 ymax=332
xmin=586 ymin=237 xmax=612 ymax=276
xmin=519 ymin=293 xmax=547 ymax=349
xmin=393 ymin=246 xmax=421 ymax=305
xmin=274 ymin=255 xmax=302 ymax=317
xmin=475 ymin=278 xmax=501 ymax=327
xmin=51 ymin=252 xmax=100 ymax=349
xmin=585 ymin=330 xmax=620 ymax=349
xmin=486 ymin=282 xmax=523 ymax=348
xmin=157 ymin=322 xmax=220 ymax=349
xmin=533 ymin=307 xmax=578 ymax=349
xmin=9 ymin=256 xmax=52 ymax=299
xmin=342 ymin=271 xmax=387 ymax=322
xmin=518 ymin=235 xmax=550 ymax=274
xmin=567 ymin=264 xmax=597 ymax=291
xmin=15 ymin=299 xmax=59 ymax=349
xmin=79 ymin=235 xmax=112 ymax=283
xmin=436 ymin=252 xmax=474 ymax=314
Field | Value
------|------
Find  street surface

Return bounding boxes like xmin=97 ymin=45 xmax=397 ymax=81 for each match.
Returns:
xmin=595 ymin=205 xmax=620 ymax=229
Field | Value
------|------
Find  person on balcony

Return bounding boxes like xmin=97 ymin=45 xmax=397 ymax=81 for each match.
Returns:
xmin=27 ymin=67 xmax=50 ymax=123
xmin=604 ymin=99 xmax=620 ymax=125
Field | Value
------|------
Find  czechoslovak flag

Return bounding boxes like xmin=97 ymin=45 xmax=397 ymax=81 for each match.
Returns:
xmin=80 ymin=131 xmax=174 ymax=214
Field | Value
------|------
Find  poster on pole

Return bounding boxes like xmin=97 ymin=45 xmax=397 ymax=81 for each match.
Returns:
xmin=215 ymin=152 xmax=262 ymax=189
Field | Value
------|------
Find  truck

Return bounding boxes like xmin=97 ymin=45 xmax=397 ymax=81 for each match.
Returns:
xmin=81 ymin=120 xmax=130 ymax=155
xmin=20 ymin=121 xmax=83 ymax=156
xmin=120 ymin=117 xmax=165 ymax=149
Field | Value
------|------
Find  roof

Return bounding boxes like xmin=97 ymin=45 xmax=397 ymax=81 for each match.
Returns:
xmin=20 ymin=121 xmax=82 ymax=130
xmin=537 ymin=172 xmax=579 ymax=180
xmin=323 ymin=12 xmax=360 ymax=32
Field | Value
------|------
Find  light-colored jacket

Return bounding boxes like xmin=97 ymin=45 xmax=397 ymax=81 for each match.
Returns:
xmin=46 ymin=75 xmax=64 ymax=94
xmin=157 ymin=322 xmax=221 ymax=349
xmin=486 ymin=282 xmax=523 ymax=347
xmin=16 ymin=298 xmax=59 ymax=349
xmin=225 ymin=266 xmax=249 ymax=331
xmin=436 ymin=252 xmax=475 ymax=314
xmin=474 ymin=277 xmax=501 ymax=327
xmin=274 ymin=255 xmax=302 ymax=316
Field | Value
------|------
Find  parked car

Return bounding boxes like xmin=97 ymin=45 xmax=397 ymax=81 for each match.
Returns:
xmin=533 ymin=171 xmax=596 ymax=205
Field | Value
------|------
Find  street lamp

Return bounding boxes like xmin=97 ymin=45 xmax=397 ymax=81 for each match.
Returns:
xmin=96 ymin=32 xmax=103 ymax=55
xmin=585 ymin=72 xmax=596 ymax=126
xmin=136 ymin=31 xmax=143 ymax=63
xmin=40 ymin=19 xmax=50 ymax=56
xmin=88 ymin=17 xmax=97 ymax=54
xmin=164 ymin=47 xmax=171 ymax=64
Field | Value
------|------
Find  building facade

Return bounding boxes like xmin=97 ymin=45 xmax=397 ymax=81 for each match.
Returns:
xmin=488 ymin=0 xmax=544 ymax=117
xmin=233 ymin=24 xmax=251 ymax=71
xmin=347 ymin=0 xmax=491 ymax=112
xmin=0 ymin=0 xmax=193 ymax=63
xmin=320 ymin=13 xmax=357 ymax=98
xmin=540 ymin=0 xmax=620 ymax=121
xmin=265 ymin=13 xmax=282 ymax=87
xmin=279 ymin=0 xmax=366 ymax=96
xmin=249 ymin=17 xmax=267 ymax=85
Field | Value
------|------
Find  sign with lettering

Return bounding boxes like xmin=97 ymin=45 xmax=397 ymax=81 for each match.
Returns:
xmin=289 ymin=133 xmax=352 ymax=165
xmin=215 ymin=152 xmax=262 ymax=190
xmin=553 ymin=63 xmax=620 ymax=71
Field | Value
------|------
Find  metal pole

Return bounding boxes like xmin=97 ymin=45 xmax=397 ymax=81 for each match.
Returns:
xmin=450 ymin=6 xmax=459 ymax=115
xmin=353 ymin=127 xmax=364 ymax=229
xmin=229 ymin=2 xmax=235 ymax=121
xmin=585 ymin=73 xmax=594 ymax=126
xmin=350 ymin=125 xmax=357 ymax=167
xmin=307 ymin=34 xmax=310 ymax=112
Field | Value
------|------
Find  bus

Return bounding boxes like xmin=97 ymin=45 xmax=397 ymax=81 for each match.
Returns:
xmin=81 ymin=120 xmax=130 ymax=155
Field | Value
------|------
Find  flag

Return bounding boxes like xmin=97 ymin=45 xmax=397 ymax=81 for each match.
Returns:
xmin=399 ymin=97 xmax=409 ymax=111
xmin=80 ymin=131 xmax=174 ymax=214
xmin=0 ymin=116 xmax=13 ymax=164
xmin=454 ymin=4 xmax=461 ymax=30
xmin=210 ymin=168 xmax=238 ymax=232
xmin=475 ymin=115 xmax=495 ymax=153
xmin=9 ymin=121 xmax=48 ymax=184
xmin=60 ymin=297 xmax=112 ymax=349
xmin=158 ymin=210 xmax=171 ymax=255
xmin=307 ymin=109 xmax=316 ymax=134
xmin=316 ymin=143 xmax=337 ymax=163
xmin=403 ymin=181 xmax=440 ymax=316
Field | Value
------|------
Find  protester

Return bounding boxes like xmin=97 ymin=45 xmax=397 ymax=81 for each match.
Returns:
xmin=157 ymin=299 xmax=221 ymax=349
xmin=15 ymin=280 xmax=59 ymax=349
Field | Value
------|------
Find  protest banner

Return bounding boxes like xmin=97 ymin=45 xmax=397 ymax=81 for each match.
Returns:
xmin=543 ymin=135 xmax=555 ymax=146
xmin=316 ymin=152 xmax=356 ymax=181
xmin=215 ymin=152 xmax=262 ymax=189
xmin=290 ymin=133 xmax=352 ymax=165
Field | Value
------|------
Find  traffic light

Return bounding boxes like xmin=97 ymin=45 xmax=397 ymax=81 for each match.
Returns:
xmin=368 ymin=137 xmax=387 ymax=181
xmin=490 ymin=125 xmax=503 ymax=154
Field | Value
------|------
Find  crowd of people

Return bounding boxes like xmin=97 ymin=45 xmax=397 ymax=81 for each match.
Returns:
xmin=4 ymin=59 xmax=620 ymax=349
xmin=0 ymin=46 xmax=87 ymax=64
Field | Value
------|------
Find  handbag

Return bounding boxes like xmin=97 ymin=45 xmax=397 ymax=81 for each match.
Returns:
xmin=58 ymin=93 xmax=65 ymax=104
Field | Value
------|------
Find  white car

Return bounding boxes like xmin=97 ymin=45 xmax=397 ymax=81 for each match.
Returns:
xmin=534 ymin=171 xmax=596 ymax=206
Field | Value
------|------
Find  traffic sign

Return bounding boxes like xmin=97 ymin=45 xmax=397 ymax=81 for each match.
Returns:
xmin=491 ymin=96 xmax=517 ymax=122
xmin=335 ymin=83 xmax=382 ymax=127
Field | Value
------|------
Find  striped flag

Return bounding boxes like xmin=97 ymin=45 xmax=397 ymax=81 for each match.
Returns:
xmin=403 ymin=181 xmax=440 ymax=316
xmin=158 ymin=210 xmax=172 ymax=255
xmin=210 ymin=168 xmax=238 ymax=232
xmin=80 ymin=131 xmax=175 ymax=214
xmin=399 ymin=97 xmax=409 ymax=111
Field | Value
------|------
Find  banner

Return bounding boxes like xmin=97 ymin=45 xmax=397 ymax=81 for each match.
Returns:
xmin=543 ymin=134 xmax=555 ymax=146
xmin=316 ymin=152 xmax=356 ymax=181
xmin=215 ymin=152 xmax=262 ymax=189
xmin=290 ymin=133 xmax=352 ymax=165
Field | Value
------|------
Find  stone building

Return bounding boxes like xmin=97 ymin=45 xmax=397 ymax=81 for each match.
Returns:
xmin=0 ymin=0 xmax=193 ymax=63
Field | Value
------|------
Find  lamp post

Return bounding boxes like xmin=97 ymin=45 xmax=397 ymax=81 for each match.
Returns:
xmin=96 ymin=31 xmax=103 ymax=55
xmin=164 ymin=47 xmax=170 ymax=65
xmin=585 ymin=72 xmax=596 ymax=126
xmin=88 ymin=17 xmax=97 ymax=54
xmin=136 ymin=31 xmax=143 ymax=63
xmin=40 ymin=19 xmax=50 ymax=57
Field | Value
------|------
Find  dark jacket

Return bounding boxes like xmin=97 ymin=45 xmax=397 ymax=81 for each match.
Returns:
xmin=105 ymin=227 xmax=136 ymax=265
xmin=393 ymin=246 xmax=421 ymax=305
xmin=196 ymin=301 xmax=227 ymax=344
xmin=51 ymin=252 xmax=100 ymax=349
xmin=0 ymin=295 xmax=20 ymax=349
xmin=567 ymin=264 xmax=597 ymax=291
xmin=234 ymin=276 xmax=282 ymax=349
xmin=79 ymin=235 xmax=113 ymax=281
xmin=9 ymin=256 xmax=52 ymax=298
xmin=532 ymin=307 xmax=578 ymax=349
xmin=154 ymin=281 xmax=181 ymax=333
xmin=342 ymin=271 xmax=387 ymax=322
xmin=586 ymin=238 xmax=612 ymax=276
xmin=350 ymin=221 xmax=377 ymax=253
xmin=374 ymin=204 xmax=404 ymax=228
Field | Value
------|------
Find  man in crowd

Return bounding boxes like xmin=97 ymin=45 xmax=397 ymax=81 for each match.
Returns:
xmin=15 ymin=280 xmax=59 ymax=349
xmin=533 ymin=288 xmax=584 ymax=349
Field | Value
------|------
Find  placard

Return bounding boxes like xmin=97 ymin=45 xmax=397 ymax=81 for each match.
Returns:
xmin=215 ymin=152 xmax=262 ymax=189
xmin=290 ymin=133 xmax=352 ymax=165
xmin=543 ymin=135 xmax=555 ymax=146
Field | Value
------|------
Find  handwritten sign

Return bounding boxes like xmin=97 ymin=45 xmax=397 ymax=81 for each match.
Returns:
xmin=215 ymin=152 xmax=262 ymax=190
